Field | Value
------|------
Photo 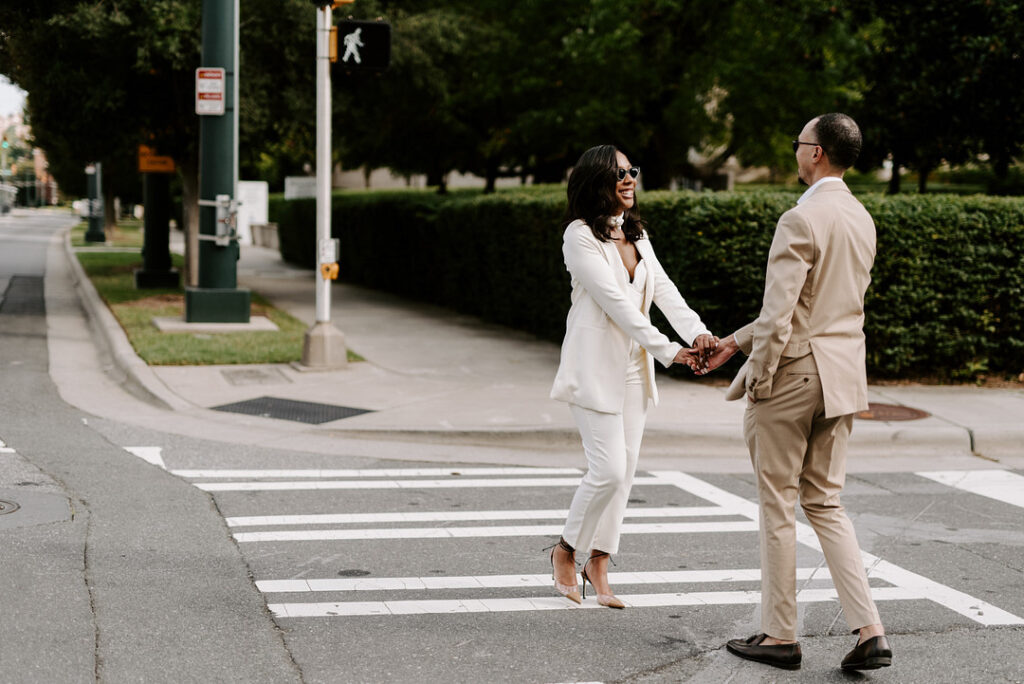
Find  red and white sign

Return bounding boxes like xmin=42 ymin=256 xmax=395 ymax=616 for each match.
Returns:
xmin=195 ymin=68 xmax=225 ymax=116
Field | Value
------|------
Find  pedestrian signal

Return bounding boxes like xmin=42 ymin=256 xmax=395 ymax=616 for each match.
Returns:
xmin=334 ymin=20 xmax=390 ymax=72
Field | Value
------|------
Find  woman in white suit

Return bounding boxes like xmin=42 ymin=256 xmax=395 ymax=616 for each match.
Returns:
xmin=549 ymin=145 xmax=717 ymax=608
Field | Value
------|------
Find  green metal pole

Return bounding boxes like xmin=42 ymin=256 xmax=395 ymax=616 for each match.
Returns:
xmin=185 ymin=0 xmax=250 ymax=322
xmin=135 ymin=173 xmax=180 ymax=289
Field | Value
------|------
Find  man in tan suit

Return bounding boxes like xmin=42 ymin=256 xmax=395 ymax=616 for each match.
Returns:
xmin=701 ymin=113 xmax=891 ymax=671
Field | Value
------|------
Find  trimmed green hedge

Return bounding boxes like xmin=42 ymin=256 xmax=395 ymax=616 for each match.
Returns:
xmin=270 ymin=189 xmax=1024 ymax=379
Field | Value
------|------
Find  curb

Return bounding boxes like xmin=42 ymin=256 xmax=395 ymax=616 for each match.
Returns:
xmin=62 ymin=232 xmax=193 ymax=412
xmin=318 ymin=421 xmax=975 ymax=457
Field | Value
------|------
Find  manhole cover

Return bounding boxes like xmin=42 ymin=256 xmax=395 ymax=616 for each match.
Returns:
xmin=338 ymin=569 xmax=371 ymax=577
xmin=0 ymin=500 xmax=20 ymax=515
xmin=856 ymin=402 xmax=930 ymax=421
xmin=212 ymin=396 xmax=372 ymax=424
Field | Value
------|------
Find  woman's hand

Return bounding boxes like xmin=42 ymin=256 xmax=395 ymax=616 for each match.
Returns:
xmin=695 ymin=333 xmax=739 ymax=375
xmin=673 ymin=347 xmax=700 ymax=370
xmin=692 ymin=334 xmax=719 ymax=368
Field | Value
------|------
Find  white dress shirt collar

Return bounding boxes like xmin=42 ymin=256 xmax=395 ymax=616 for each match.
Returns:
xmin=797 ymin=175 xmax=845 ymax=205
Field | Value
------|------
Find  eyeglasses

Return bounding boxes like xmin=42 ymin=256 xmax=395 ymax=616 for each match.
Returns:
xmin=792 ymin=140 xmax=822 ymax=153
xmin=616 ymin=167 xmax=640 ymax=181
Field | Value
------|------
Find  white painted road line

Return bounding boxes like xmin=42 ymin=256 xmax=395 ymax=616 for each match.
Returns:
xmin=234 ymin=520 xmax=759 ymax=543
xmin=123 ymin=446 xmax=166 ymax=470
xmin=650 ymin=470 xmax=1024 ymax=627
xmin=257 ymin=567 xmax=839 ymax=594
xmin=226 ymin=506 xmax=735 ymax=528
xmin=195 ymin=476 xmax=667 ymax=492
xmin=917 ymin=470 xmax=1024 ymax=509
xmin=866 ymin=558 xmax=1024 ymax=627
xmin=267 ymin=587 xmax=917 ymax=618
xmin=174 ymin=467 xmax=583 ymax=479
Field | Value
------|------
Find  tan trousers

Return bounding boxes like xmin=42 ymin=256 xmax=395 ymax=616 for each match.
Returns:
xmin=743 ymin=353 xmax=880 ymax=640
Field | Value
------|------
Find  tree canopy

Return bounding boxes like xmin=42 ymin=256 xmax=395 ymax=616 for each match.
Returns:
xmin=1 ymin=0 xmax=1022 ymax=196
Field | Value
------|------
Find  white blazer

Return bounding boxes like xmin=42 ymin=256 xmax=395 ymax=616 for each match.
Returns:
xmin=550 ymin=219 xmax=711 ymax=413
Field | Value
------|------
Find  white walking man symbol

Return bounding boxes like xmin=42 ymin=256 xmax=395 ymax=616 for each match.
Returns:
xmin=342 ymin=27 xmax=363 ymax=64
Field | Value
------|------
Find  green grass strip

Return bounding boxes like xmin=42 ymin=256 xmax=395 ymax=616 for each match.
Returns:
xmin=76 ymin=250 xmax=360 ymax=365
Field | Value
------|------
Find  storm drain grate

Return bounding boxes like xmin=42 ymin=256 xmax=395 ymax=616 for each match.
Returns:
xmin=212 ymin=396 xmax=373 ymax=424
xmin=856 ymin=402 xmax=930 ymax=421
xmin=0 ymin=500 xmax=20 ymax=515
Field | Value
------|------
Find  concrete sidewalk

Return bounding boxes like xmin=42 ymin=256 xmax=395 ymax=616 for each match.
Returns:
xmin=61 ymin=230 xmax=1024 ymax=472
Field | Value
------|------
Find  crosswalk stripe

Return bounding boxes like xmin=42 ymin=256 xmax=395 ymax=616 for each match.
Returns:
xmin=257 ymin=567 xmax=841 ymax=593
xmin=267 ymin=587 xmax=918 ymax=618
xmin=192 ymin=465 xmax=1024 ymax=626
xmin=174 ymin=467 xmax=583 ymax=479
xmin=124 ymin=446 xmax=166 ymax=470
xmin=226 ymin=506 xmax=734 ymax=528
xmin=916 ymin=470 xmax=1024 ymax=509
xmin=234 ymin=520 xmax=759 ymax=543
xmin=650 ymin=470 xmax=1024 ymax=627
xmin=195 ymin=476 xmax=667 ymax=492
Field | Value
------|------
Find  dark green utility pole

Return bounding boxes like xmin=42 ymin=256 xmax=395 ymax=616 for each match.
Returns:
xmin=185 ymin=0 xmax=250 ymax=322
xmin=134 ymin=172 xmax=180 ymax=289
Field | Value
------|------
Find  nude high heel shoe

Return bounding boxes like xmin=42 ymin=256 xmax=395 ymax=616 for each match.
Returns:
xmin=547 ymin=537 xmax=581 ymax=604
xmin=581 ymin=551 xmax=625 ymax=609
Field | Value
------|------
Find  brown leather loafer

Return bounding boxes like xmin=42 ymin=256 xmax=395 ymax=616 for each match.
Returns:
xmin=726 ymin=633 xmax=802 ymax=670
xmin=841 ymin=635 xmax=892 ymax=671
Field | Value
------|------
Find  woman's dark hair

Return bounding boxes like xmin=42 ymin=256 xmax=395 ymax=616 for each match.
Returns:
xmin=564 ymin=144 xmax=645 ymax=242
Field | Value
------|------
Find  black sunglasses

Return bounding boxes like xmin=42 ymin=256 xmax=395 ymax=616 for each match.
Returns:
xmin=792 ymin=140 xmax=822 ymax=153
xmin=616 ymin=166 xmax=640 ymax=181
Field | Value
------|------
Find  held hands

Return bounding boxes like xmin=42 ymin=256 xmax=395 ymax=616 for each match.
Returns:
xmin=694 ymin=333 xmax=739 ymax=376
xmin=672 ymin=334 xmax=719 ymax=372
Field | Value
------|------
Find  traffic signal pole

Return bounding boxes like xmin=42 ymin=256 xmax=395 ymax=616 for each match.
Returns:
xmin=316 ymin=2 xmax=333 ymax=326
xmin=300 ymin=1 xmax=347 ymax=368
xmin=185 ymin=0 xmax=250 ymax=322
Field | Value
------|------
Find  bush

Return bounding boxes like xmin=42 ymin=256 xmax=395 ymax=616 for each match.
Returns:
xmin=270 ymin=189 xmax=1024 ymax=379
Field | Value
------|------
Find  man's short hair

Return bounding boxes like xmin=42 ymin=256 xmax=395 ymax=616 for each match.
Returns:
xmin=814 ymin=113 xmax=861 ymax=169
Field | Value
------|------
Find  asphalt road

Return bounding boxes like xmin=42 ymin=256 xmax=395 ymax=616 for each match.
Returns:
xmin=1 ymin=210 xmax=1022 ymax=683
xmin=93 ymin=420 xmax=1024 ymax=684
xmin=0 ymin=212 xmax=298 ymax=683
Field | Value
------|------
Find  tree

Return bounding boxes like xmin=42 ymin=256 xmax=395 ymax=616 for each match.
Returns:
xmin=712 ymin=1 xmax=866 ymax=178
xmin=850 ymin=0 xmax=1024 ymax=192
xmin=330 ymin=0 xmax=868 ymax=191
xmin=237 ymin=0 xmax=316 ymax=191
xmin=2 ymin=2 xmax=149 ymax=226
xmin=332 ymin=3 xmax=487 ymax=193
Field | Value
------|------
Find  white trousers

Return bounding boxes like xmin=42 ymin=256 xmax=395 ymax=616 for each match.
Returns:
xmin=561 ymin=381 xmax=648 ymax=555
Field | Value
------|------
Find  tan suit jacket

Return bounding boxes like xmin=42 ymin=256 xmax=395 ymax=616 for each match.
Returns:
xmin=551 ymin=220 xmax=711 ymax=413
xmin=726 ymin=181 xmax=875 ymax=418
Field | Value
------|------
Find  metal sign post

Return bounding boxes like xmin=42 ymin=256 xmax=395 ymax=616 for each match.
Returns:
xmin=300 ymin=0 xmax=347 ymax=369
xmin=135 ymin=145 xmax=180 ymax=289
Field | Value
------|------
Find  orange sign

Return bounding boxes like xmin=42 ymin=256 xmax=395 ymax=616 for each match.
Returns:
xmin=138 ymin=145 xmax=176 ymax=173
